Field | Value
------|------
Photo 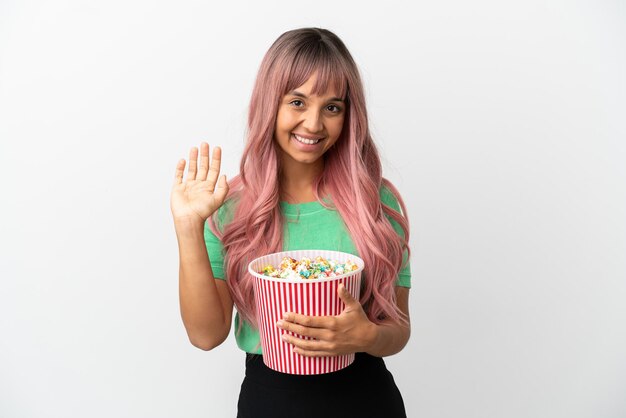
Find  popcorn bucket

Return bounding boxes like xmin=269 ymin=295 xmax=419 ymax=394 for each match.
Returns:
xmin=248 ymin=249 xmax=364 ymax=375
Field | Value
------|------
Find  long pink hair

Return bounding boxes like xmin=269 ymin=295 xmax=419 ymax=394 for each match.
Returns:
xmin=208 ymin=28 xmax=411 ymax=332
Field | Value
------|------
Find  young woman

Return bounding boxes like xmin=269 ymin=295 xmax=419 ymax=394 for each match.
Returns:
xmin=171 ymin=27 xmax=412 ymax=417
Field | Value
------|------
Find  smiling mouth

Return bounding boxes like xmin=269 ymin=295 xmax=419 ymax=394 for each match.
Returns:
xmin=292 ymin=134 xmax=323 ymax=145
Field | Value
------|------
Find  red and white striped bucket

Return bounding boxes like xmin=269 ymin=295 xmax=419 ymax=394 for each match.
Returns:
xmin=248 ymin=249 xmax=364 ymax=375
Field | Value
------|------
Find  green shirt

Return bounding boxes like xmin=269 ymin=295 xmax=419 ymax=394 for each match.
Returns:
xmin=203 ymin=186 xmax=411 ymax=353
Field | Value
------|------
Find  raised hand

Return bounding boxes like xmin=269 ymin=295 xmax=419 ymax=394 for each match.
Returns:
xmin=170 ymin=142 xmax=229 ymax=224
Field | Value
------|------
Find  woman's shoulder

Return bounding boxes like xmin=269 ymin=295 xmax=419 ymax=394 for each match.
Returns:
xmin=379 ymin=179 xmax=404 ymax=214
xmin=378 ymin=179 xmax=409 ymax=241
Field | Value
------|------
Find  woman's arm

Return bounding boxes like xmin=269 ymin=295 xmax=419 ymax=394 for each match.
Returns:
xmin=276 ymin=285 xmax=411 ymax=358
xmin=364 ymin=286 xmax=411 ymax=357
xmin=176 ymin=217 xmax=234 ymax=351
xmin=171 ymin=142 xmax=233 ymax=351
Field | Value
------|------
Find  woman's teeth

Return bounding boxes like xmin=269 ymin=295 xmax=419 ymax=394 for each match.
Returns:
xmin=293 ymin=134 xmax=321 ymax=145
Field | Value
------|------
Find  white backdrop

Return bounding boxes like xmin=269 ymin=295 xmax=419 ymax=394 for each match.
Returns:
xmin=1 ymin=0 xmax=625 ymax=417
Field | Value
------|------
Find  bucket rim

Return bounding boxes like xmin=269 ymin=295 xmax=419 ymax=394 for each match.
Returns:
xmin=247 ymin=249 xmax=364 ymax=284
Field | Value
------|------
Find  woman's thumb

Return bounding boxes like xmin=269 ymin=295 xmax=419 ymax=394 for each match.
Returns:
xmin=214 ymin=175 xmax=228 ymax=199
xmin=338 ymin=283 xmax=355 ymax=304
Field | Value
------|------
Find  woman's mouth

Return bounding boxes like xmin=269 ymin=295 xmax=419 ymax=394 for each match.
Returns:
xmin=292 ymin=134 xmax=323 ymax=145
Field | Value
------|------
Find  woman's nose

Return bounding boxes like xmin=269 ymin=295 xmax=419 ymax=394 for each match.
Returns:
xmin=301 ymin=109 xmax=323 ymax=133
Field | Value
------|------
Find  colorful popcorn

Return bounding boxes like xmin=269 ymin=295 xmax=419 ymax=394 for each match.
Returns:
xmin=259 ymin=255 xmax=358 ymax=280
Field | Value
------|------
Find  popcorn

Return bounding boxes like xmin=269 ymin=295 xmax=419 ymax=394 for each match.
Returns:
xmin=259 ymin=255 xmax=358 ymax=280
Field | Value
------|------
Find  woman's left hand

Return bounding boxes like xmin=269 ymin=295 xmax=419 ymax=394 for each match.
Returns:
xmin=275 ymin=283 xmax=377 ymax=357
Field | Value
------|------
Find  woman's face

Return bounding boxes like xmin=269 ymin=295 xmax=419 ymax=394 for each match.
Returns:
xmin=274 ymin=73 xmax=345 ymax=170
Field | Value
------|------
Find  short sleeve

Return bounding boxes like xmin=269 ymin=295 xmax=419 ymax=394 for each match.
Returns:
xmin=203 ymin=201 xmax=234 ymax=281
xmin=204 ymin=221 xmax=225 ymax=281
xmin=204 ymin=197 xmax=240 ymax=280
xmin=379 ymin=186 xmax=412 ymax=288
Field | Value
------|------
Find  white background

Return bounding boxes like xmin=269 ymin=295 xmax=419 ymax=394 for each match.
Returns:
xmin=1 ymin=0 xmax=625 ymax=417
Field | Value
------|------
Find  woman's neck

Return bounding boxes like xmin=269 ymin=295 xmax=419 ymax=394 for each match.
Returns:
xmin=280 ymin=159 xmax=324 ymax=204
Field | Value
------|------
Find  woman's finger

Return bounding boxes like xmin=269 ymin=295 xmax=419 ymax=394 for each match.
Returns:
xmin=281 ymin=312 xmax=334 ymax=329
xmin=292 ymin=348 xmax=336 ymax=358
xmin=277 ymin=318 xmax=330 ymax=339
xmin=173 ymin=159 xmax=186 ymax=185
xmin=187 ymin=146 xmax=198 ymax=181
xmin=196 ymin=142 xmax=210 ymax=181
xmin=283 ymin=335 xmax=335 ymax=353
xmin=206 ymin=146 xmax=222 ymax=191
xmin=279 ymin=322 xmax=327 ymax=340
xmin=213 ymin=174 xmax=229 ymax=203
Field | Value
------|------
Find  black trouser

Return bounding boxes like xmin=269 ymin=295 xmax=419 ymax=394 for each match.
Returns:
xmin=237 ymin=352 xmax=407 ymax=418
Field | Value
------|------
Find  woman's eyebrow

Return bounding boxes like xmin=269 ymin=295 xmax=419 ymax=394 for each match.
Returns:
xmin=288 ymin=90 xmax=344 ymax=102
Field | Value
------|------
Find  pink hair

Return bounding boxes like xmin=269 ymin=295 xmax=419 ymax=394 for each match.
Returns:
xmin=208 ymin=28 xmax=411 ymax=333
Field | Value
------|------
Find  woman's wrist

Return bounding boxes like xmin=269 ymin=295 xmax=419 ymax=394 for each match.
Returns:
xmin=364 ymin=320 xmax=410 ymax=357
xmin=363 ymin=322 xmax=381 ymax=354
xmin=174 ymin=214 xmax=206 ymax=232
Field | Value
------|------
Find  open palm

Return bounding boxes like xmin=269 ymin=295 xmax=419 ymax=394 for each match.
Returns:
xmin=170 ymin=142 xmax=229 ymax=224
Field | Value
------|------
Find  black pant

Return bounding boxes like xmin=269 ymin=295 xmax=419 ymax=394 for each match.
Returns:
xmin=237 ymin=352 xmax=407 ymax=418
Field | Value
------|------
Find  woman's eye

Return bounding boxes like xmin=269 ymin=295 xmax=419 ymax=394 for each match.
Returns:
xmin=327 ymin=105 xmax=341 ymax=113
xmin=290 ymin=100 xmax=303 ymax=107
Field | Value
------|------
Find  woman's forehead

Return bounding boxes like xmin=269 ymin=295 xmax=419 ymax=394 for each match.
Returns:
xmin=285 ymin=71 xmax=346 ymax=99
